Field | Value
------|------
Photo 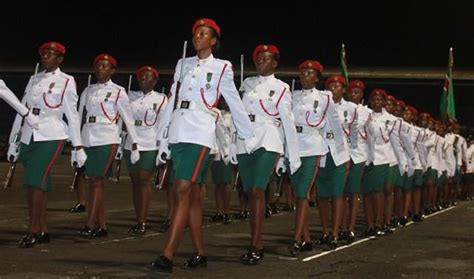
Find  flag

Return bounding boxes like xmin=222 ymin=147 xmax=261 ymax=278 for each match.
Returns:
xmin=340 ymin=43 xmax=349 ymax=84
xmin=440 ymin=47 xmax=456 ymax=122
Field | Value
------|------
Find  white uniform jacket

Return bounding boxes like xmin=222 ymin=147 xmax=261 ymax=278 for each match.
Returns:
xmin=236 ymin=74 xmax=300 ymax=168
xmin=410 ymin=125 xmax=424 ymax=170
xmin=0 ymin=79 xmax=28 ymax=116
xmin=292 ymin=88 xmax=342 ymax=158
xmin=466 ymin=144 xmax=474 ymax=174
xmin=349 ymin=104 xmax=371 ymax=164
xmin=8 ymin=69 xmax=82 ymax=147
xmin=157 ymin=54 xmax=254 ymax=150
xmin=367 ymin=108 xmax=397 ymax=166
xmin=78 ymin=80 xmax=139 ymax=147
xmin=124 ymin=90 xmax=168 ymax=151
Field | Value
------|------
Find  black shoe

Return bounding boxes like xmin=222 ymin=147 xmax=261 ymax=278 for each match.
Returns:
xmin=159 ymin=219 xmax=170 ymax=233
xmin=346 ymin=231 xmax=356 ymax=244
xmin=183 ymin=254 xmax=207 ymax=269
xmin=222 ymin=214 xmax=231 ymax=224
xmin=317 ymin=234 xmax=330 ymax=245
xmin=412 ymin=214 xmax=424 ymax=222
xmin=128 ymin=223 xmax=146 ymax=234
xmin=234 ymin=211 xmax=246 ymax=219
xmin=383 ymin=224 xmax=394 ymax=234
xmin=270 ymin=203 xmax=280 ymax=214
xmin=339 ymin=231 xmax=348 ymax=241
xmin=375 ymin=227 xmax=386 ymax=237
xmin=240 ymin=247 xmax=264 ymax=265
xmin=209 ymin=213 xmax=224 ymax=222
xmin=78 ymin=226 xmax=94 ymax=238
xmin=300 ymin=241 xmax=313 ymax=252
xmin=326 ymin=237 xmax=338 ymax=250
xmin=265 ymin=207 xmax=272 ymax=218
xmin=287 ymin=240 xmax=301 ymax=256
xmin=38 ymin=232 xmax=50 ymax=244
xmin=364 ymin=228 xmax=376 ymax=237
xmin=150 ymin=255 xmax=173 ymax=273
xmin=19 ymin=233 xmax=38 ymax=248
xmin=93 ymin=227 xmax=108 ymax=238
xmin=70 ymin=203 xmax=86 ymax=213
xmin=399 ymin=216 xmax=409 ymax=226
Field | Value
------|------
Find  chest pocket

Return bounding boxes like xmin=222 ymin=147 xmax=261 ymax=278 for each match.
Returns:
xmin=143 ymin=97 xmax=166 ymax=126
xmin=257 ymin=86 xmax=285 ymax=117
xmin=42 ymin=79 xmax=69 ymax=109
xmin=304 ymin=95 xmax=329 ymax=128
xmin=100 ymin=89 xmax=121 ymax=121
xmin=199 ymin=64 xmax=227 ymax=109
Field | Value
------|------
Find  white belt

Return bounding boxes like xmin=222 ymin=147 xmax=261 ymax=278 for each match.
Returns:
xmin=87 ymin=115 xmax=116 ymax=125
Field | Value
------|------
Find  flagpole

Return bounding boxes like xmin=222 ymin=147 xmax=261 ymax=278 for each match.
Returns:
xmin=341 ymin=43 xmax=349 ymax=84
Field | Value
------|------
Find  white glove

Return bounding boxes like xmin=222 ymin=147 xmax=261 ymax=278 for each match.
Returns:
xmin=156 ymin=141 xmax=170 ymax=165
xmin=24 ymin=113 xmax=39 ymax=130
xmin=289 ymin=159 xmax=302 ymax=175
xmin=222 ymin=152 xmax=231 ymax=165
xmin=229 ymin=142 xmax=238 ymax=165
xmin=131 ymin=149 xmax=140 ymax=165
xmin=7 ymin=143 xmax=20 ymax=162
xmin=244 ymin=136 xmax=257 ymax=154
xmin=115 ymin=145 xmax=123 ymax=160
xmin=276 ymin=157 xmax=287 ymax=176
xmin=71 ymin=148 xmax=87 ymax=168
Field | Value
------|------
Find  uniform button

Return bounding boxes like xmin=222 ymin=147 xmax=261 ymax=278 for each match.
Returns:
xmin=188 ymin=87 xmax=192 ymax=91
xmin=197 ymin=64 xmax=200 ymax=67
xmin=181 ymin=112 xmax=184 ymax=116
xmin=192 ymin=75 xmax=195 ymax=78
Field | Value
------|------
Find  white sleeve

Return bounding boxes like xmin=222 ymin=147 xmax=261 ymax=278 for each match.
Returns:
xmin=61 ymin=78 xmax=82 ymax=147
xmin=0 ymin=79 xmax=28 ymax=116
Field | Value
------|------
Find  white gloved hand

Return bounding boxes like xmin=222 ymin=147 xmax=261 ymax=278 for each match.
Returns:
xmin=71 ymin=148 xmax=88 ymax=168
xmin=229 ymin=142 xmax=238 ymax=165
xmin=222 ymin=153 xmax=231 ymax=165
xmin=24 ymin=113 xmax=39 ymax=130
xmin=7 ymin=143 xmax=20 ymax=162
xmin=115 ymin=145 xmax=123 ymax=160
xmin=289 ymin=159 xmax=302 ymax=175
xmin=276 ymin=157 xmax=287 ymax=176
xmin=156 ymin=141 xmax=170 ymax=165
xmin=244 ymin=136 xmax=257 ymax=154
xmin=131 ymin=148 xmax=140 ymax=165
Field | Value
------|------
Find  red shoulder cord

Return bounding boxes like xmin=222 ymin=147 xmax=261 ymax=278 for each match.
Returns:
xmin=342 ymin=107 xmax=357 ymax=137
xmin=144 ymin=95 xmax=166 ymax=126
xmin=100 ymin=89 xmax=121 ymax=122
xmin=259 ymin=87 xmax=286 ymax=117
xmin=305 ymin=95 xmax=329 ymax=128
xmin=43 ymin=78 xmax=69 ymax=109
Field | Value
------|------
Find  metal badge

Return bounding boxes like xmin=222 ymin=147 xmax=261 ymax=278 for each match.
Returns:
xmin=326 ymin=132 xmax=334 ymax=139
xmin=153 ymin=103 xmax=157 ymax=110
xmin=48 ymin=82 xmax=55 ymax=94
xmin=344 ymin=110 xmax=348 ymax=123
xmin=249 ymin=114 xmax=255 ymax=122
xmin=206 ymin=83 xmax=211 ymax=90
xmin=268 ymin=90 xmax=275 ymax=101
xmin=385 ymin=120 xmax=390 ymax=129
xmin=88 ymin=116 xmax=96 ymax=123
xmin=105 ymin=92 xmax=112 ymax=102
xmin=180 ymin=100 xmax=190 ymax=109
xmin=32 ymin=108 xmax=40 ymax=115
xmin=296 ymin=125 xmax=303 ymax=133
xmin=313 ymin=100 xmax=319 ymax=113
xmin=207 ymin=72 xmax=212 ymax=82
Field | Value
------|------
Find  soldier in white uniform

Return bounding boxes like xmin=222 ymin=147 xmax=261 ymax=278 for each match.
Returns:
xmin=464 ymin=137 xmax=474 ymax=199
xmin=234 ymin=44 xmax=300 ymax=264
xmin=316 ymin=75 xmax=357 ymax=249
xmin=124 ymin=66 xmax=167 ymax=234
xmin=287 ymin=60 xmax=342 ymax=256
xmin=7 ymin=42 xmax=86 ymax=248
xmin=341 ymin=80 xmax=371 ymax=243
xmin=77 ymin=54 xmax=140 ymax=238
xmin=151 ymin=19 xmax=255 ymax=272
xmin=0 ymin=79 xmax=39 ymax=128
xmin=445 ymin=122 xmax=468 ymax=203
xmin=363 ymin=89 xmax=396 ymax=236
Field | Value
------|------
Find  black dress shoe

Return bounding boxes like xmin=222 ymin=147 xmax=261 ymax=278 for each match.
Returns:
xmin=399 ymin=216 xmax=409 ymax=226
xmin=300 ymin=241 xmax=313 ymax=252
xmin=159 ymin=219 xmax=170 ymax=233
xmin=128 ymin=223 xmax=146 ymax=234
xmin=70 ymin=203 xmax=86 ymax=213
xmin=265 ymin=206 xmax=272 ymax=218
xmin=317 ymin=234 xmax=330 ymax=245
xmin=209 ymin=213 xmax=224 ymax=222
xmin=19 ymin=233 xmax=38 ymax=248
xmin=38 ymin=232 xmax=50 ymax=244
xmin=234 ymin=211 xmax=245 ymax=219
xmin=287 ymin=240 xmax=301 ymax=256
xmin=346 ymin=231 xmax=356 ymax=244
xmin=182 ymin=254 xmax=207 ymax=269
xmin=240 ymin=247 xmax=264 ymax=265
xmin=78 ymin=226 xmax=94 ymax=238
xmin=325 ymin=237 xmax=338 ymax=250
xmin=412 ymin=214 xmax=424 ymax=222
xmin=93 ymin=228 xmax=108 ymax=237
xmin=150 ymin=255 xmax=173 ymax=273
xmin=222 ymin=214 xmax=231 ymax=224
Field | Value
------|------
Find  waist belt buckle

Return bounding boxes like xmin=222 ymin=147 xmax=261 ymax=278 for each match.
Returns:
xmin=134 ymin=120 xmax=142 ymax=126
xmin=249 ymin=114 xmax=255 ymax=122
xmin=32 ymin=108 xmax=40 ymax=115
xmin=180 ymin=100 xmax=190 ymax=109
xmin=326 ymin=132 xmax=334 ymax=139
xmin=296 ymin=125 xmax=303 ymax=133
xmin=88 ymin=116 xmax=96 ymax=123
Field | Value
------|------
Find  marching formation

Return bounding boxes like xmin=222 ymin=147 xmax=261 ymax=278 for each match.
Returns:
xmin=1 ymin=18 xmax=473 ymax=274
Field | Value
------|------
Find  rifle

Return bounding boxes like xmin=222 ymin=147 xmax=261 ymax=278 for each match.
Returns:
xmin=112 ymin=74 xmax=133 ymax=184
xmin=70 ymin=74 xmax=91 ymax=191
xmin=231 ymin=54 xmax=245 ymax=191
xmin=155 ymin=41 xmax=187 ymax=190
xmin=3 ymin=63 xmax=40 ymax=189
xmin=274 ymin=172 xmax=286 ymax=197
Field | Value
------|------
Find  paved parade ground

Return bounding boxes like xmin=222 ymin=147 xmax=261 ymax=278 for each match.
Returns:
xmin=0 ymin=156 xmax=473 ymax=278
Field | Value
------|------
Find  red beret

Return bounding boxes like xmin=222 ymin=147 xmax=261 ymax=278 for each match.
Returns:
xmin=39 ymin=41 xmax=66 ymax=55
xmin=348 ymin=80 xmax=365 ymax=91
xmin=406 ymin=105 xmax=418 ymax=114
xmin=93 ymin=53 xmax=117 ymax=68
xmin=192 ymin=18 xmax=221 ymax=37
xmin=396 ymin=100 xmax=406 ymax=107
xmin=419 ymin=112 xmax=431 ymax=118
xmin=369 ymin=88 xmax=387 ymax=99
xmin=252 ymin=44 xmax=280 ymax=62
xmin=136 ymin=66 xmax=159 ymax=80
xmin=298 ymin=60 xmax=324 ymax=72
xmin=325 ymin=75 xmax=346 ymax=88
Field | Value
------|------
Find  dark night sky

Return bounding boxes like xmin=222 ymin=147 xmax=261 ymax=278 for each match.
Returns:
xmin=0 ymin=2 xmax=473 ymax=131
